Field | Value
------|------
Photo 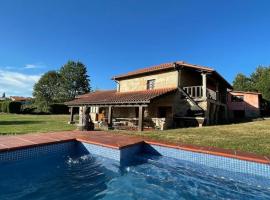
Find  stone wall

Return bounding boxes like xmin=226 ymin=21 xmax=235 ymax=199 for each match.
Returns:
xmin=118 ymin=70 xmax=178 ymax=92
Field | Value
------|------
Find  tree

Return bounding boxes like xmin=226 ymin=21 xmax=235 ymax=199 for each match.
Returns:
xmin=2 ymin=92 xmax=5 ymax=98
xmin=32 ymin=61 xmax=91 ymax=111
xmin=232 ymin=66 xmax=270 ymax=101
xmin=33 ymin=71 xmax=61 ymax=111
xmin=232 ymin=73 xmax=252 ymax=92
xmin=58 ymin=61 xmax=90 ymax=101
xmin=250 ymin=66 xmax=270 ymax=101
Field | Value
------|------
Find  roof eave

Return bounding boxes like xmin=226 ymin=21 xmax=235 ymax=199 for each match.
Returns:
xmin=65 ymin=100 xmax=151 ymax=107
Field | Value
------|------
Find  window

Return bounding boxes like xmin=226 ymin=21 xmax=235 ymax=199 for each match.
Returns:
xmin=231 ymin=95 xmax=244 ymax=102
xmin=147 ymin=79 xmax=155 ymax=90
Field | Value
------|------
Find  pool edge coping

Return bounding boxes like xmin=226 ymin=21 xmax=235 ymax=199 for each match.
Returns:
xmin=145 ymin=140 xmax=270 ymax=165
xmin=0 ymin=131 xmax=269 ymax=165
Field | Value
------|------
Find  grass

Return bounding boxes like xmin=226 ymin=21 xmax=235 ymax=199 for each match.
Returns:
xmin=117 ymin=120 xmax=270 ymax=156
xmin=0 ymin=114 xmax=76 ymax=135
xmin=1 ymin=113 xmax=270 ymax=156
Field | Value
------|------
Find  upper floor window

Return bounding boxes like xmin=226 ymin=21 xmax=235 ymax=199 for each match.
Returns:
xmin=147 ymin=79 xmax=155 ymax=90
xmin=231 ymin=95 xmax=244 ymax=102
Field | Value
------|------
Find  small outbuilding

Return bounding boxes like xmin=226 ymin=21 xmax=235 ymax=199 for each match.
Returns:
xmin=227 ymin=91 xmax=262 ymax=120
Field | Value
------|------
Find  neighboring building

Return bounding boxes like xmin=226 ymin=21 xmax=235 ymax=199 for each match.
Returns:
xmin=66 ymin=61 xmax=232 ymax=131
xmin=10 ymin=96 xmax=32 ymax=104
xmin=227 ymin=91 xmax=262 ymax=120
xmin=0 ymin=97 xmax=8 ymax=101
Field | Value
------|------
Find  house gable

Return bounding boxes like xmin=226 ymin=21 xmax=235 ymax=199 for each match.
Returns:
xmin=118 ymin=70 xmax=178 ymax=92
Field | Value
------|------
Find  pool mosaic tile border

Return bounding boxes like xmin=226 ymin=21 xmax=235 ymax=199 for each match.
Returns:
xmin=0 ymin=131 xmax=269 ymax=166
xmin=0 ymin=136 xmax=269 ymax=182
xmin=0 ymin=141 xmax=75 ymax=163
xmin=144 ymin=144 xmax=270 ymax=179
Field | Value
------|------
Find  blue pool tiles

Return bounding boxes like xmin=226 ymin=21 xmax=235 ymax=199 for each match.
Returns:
xmin=0 ymin=142 xmax=76 ymax=163
xmin=144 ymin=144 xmax=270 ymax=179
xmin=0 ymin=139 xmax=269 ymax=184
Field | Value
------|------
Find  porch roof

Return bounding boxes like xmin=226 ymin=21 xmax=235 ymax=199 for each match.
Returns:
xmin=65 ymin=88 xmax=177 ymax=106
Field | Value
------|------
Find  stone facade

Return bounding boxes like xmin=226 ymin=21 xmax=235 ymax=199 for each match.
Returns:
xmin=71 ymin=64 xmax=231 ymax=130
xmin=118 ymin=70 xmax=178 ymax=92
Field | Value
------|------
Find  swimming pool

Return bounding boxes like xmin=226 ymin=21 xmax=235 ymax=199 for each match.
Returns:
xmin=0 ymin=141 xmax=269 ymax=200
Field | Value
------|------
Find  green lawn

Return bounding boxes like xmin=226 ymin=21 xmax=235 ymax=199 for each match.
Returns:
xmin=1 ymin=114 xmax=270 ymax=156
xmin=117 ymin=120 xmax=270 ymax=156
xmin=0 ymin=114 xmax=76 ymax=135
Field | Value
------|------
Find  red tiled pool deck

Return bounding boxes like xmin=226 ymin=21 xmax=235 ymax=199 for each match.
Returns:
xmin=0 ymin=131 xmax=269 ymax=165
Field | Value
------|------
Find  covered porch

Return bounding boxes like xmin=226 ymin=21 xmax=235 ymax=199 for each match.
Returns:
xmin=68 ymin=104 xmax=147 ymax=131
xmin=65 ymin=88 xmax=177 ymax=131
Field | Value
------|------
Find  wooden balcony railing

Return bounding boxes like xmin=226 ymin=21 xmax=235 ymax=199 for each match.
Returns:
xmin=183 ymin=86 xmax=203 ymax=99
xmin=183 ymin=86 xmax=218 ymax=101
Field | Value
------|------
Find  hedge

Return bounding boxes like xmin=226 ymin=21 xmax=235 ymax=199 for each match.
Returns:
xmin=0 ymin=101 xmax=22 ymax=113
xmin=0 ymin=101 xmax=69 ymax=114
xmin=48 ymin=103 xmax=69 ymax=114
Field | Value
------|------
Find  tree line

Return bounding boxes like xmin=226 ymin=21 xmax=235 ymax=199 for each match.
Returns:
xmin=33 ymin=60 xmax=91 ymax=112
xmin=233 ymin=66 xmax=270 ymax=101
xmin=233 ymin=65 xmax=270 ymax=115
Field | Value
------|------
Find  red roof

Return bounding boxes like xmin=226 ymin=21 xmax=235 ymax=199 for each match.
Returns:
xmin=112 ymin=61 xmax=232 ymax=88
xmin=112 ymin=61 xmax=214 ymax=80
xmin=230 ymin=91 xmax=262 ymax=95
xmin=65 ymin=88 xmax=177 ymax=106
xmin=10 ymin=96 xmax=32 ymax=102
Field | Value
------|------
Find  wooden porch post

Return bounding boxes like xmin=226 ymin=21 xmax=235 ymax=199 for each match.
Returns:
xmin=201 ymin=73 xmax=207 ymax=99
xmin=68 ymin=107 xmax=75 ymax=124
xmin=138 ymin=105 xmax=144 ymax=132
xmin=108 ymin=106 xmax=113 ymax=128
xmin=216 ymin=82 xmax=220 ymax=101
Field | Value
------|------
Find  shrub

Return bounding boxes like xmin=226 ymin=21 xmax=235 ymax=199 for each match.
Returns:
xmin=48 ymin=103 xmax=69 ymax=114
xmin=0 ymin=102 xmax=3 ymax=112
xmin=1 ymin=101 xmax=10 ymax=113
xmin=21 ymin=104 xmax=38 ymax=114
xmin=9 ymin=102 xmax=22 ymax=113
xmin=0 ymin=101 xmax=22 ymax=113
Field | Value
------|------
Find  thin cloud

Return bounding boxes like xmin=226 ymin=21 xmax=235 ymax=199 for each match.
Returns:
xmin=24 ymin=64 xmax=38 ymax=69
xmin=0 ymin=70 xmax=41 ymax=97
xmin=24 ymin=63 xmax=47 ymax=69
xmin=24 ymin=64 xmax=40 ymax=69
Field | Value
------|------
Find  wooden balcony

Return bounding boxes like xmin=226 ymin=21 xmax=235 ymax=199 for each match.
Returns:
xmin=183 ymin=86 xmax=218 ymax=101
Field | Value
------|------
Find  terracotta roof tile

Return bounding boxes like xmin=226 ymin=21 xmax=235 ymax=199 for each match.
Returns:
xmin=230 ymin=91 xmax=262 ymax=95
xmin=10 ymin=96 xmax=32 ymax=102
xmin=111 ymin=61 xmax=232 ymax=89
xmin=65 ymin=88 xmax=177 ymax=106
xmin=112 ymin=61 xmax=214 ymax=80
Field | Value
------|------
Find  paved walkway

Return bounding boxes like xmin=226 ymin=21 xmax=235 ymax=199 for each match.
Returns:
xmin=0 ymin=131 xmax=143 ymax=151
xmin=0 ymin=131 xmax=269 ymax=164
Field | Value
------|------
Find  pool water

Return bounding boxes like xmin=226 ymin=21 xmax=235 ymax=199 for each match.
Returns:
xmin=0 ymin=148 xmax=270 ymax=200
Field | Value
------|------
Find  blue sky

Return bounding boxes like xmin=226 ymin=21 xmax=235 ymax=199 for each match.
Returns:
xmin=1 ymin=0 xmax=270 ymax=97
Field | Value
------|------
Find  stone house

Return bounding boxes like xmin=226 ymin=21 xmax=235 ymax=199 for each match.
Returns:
xmin=65 ymin=61 xmax=232 ymax=131
xmin=227 ymin=91 xmax=262 ymax=120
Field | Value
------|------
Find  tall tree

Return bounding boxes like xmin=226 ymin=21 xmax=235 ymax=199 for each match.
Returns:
xmin=232 ymin=66 xmax=270 ymax=101
xmin=58 ymin=61 xmax=90 ymax=101
xmin=232 ymin=73 xmax=252 ymax=92
xmin=250 ymin=66 xmax=270 ymax=100
xmin=2 ymin=92 xmax=5 ymax=98
xmin=33 ymin=71 xmax=61 ymax=111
